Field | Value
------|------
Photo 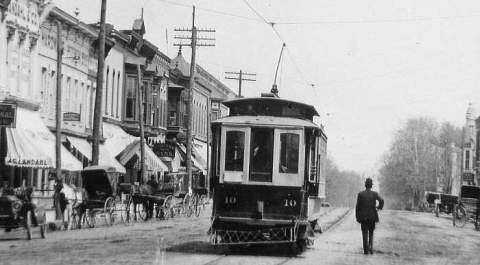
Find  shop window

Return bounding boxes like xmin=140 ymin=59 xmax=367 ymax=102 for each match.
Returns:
xmin=225 ymin=131 xmax=245 ymax=171
xmin=249 ymin=128 xmax=274 ymax=182
xmin=279 ymin=133 xmax=299 ymax=174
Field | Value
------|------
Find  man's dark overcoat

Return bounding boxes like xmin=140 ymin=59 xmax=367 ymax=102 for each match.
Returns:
xmin=355 ymin=190 xmax=384 ymax=223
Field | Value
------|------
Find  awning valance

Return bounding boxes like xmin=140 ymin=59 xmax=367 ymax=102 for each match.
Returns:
xmin=177 ymin=144 xmax=206 ymax=174
xmin=66 ymin=136 xmax=126 ymax=174
xmin=117 ymin=140 xmax=169 ymax=172
xmin=4 ymin=108 xmax=82 ymax=171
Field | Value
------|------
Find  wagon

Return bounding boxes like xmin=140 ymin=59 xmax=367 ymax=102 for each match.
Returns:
xmin=127 ymin=171 xmax=208 ymax=220
xmin=421 ymin=191 xmax=457 ymax=216
xmin=452 ymin=185 xmax=480 ymax=230
xmin=0 ymin=188 xmax=47 ymax=240
xmin=73 ymin=166 xmax=127 ymax=228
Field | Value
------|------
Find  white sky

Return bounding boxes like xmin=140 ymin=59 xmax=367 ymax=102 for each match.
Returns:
xmin=53 ymin=0 xmax=480 ymax=174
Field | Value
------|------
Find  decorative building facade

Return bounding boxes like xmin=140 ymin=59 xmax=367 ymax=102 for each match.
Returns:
xmin=463 ymin=103 xmax=477 ymax=186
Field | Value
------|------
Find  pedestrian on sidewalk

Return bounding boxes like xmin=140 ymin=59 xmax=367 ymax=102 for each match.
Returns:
xmin=355 ymin=178 xmax=384 ymax=255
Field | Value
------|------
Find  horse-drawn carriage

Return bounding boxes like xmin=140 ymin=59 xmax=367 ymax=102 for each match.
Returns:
xmin=453 ymin=185 xmax=480 ymax=230
xmin=421 ymin=191 xmax=457 ymax=217
xmin=72 ymin=166 xmax=128 ymax=228
xmin=128 ymin=171 xmax=208 ymax=220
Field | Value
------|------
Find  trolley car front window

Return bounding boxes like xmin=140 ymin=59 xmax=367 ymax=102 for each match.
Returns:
xmin=225 ymin=131 xmax=245 ymax=171
xmin=250 ymin=128 xmax=274 ymax=182
xmin=279 ymin=133 xmax=299 ymax=174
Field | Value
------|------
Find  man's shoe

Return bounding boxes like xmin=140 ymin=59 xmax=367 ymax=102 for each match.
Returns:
xmin=369 ymin=249 xmax=373 ymax=254
xmin=364 ymin=250 xmax=369 ymax=255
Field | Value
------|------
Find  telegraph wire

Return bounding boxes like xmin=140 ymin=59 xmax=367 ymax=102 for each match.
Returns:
xmin=274 ymin=13 xmax=480 ymax=25
xmin=241 ymin=0 xmax=316 ymax=97
xmin=154 ymin=0 xmax=259 ymax=22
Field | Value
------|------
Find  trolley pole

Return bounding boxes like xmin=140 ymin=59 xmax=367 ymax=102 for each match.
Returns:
xmin=225 ymin=70 xmax=256 ymax=97
xmin=55 ymin=20 xmax=62 ymax=181
xmin=174 ymin=6 xmax=215 ymax=194
xmin=91 ymin=0 xmax=107 ymax=165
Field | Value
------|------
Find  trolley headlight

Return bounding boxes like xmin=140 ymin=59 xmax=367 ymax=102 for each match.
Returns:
xmin=12 ymin=201 xmax=22 ymax=212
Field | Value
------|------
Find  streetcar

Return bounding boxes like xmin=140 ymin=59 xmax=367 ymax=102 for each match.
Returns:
xmin=209 ymin=95 xmax=327 ymax=252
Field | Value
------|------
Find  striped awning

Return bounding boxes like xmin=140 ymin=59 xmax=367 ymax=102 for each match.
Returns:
xmin=117 ymin=140 xmax=169 ymax=172
xmin=66 ymin=136 xmax=126 ymax=174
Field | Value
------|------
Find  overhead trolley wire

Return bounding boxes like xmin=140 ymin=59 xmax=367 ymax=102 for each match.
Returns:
xmin=241 ymin=0 xmax=317 ymax=97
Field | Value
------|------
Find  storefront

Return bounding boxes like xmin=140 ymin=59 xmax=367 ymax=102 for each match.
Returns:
xmin=0 ymin=107 xmax=82 ymax=190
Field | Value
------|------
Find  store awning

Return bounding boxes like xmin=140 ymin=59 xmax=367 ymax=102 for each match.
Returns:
xmin=177 ymin=144 xmax=206 ymax=174
xmin=66 ymin=136 xmax=126 ymax=174
xmin=4 ymin=128 xmax=52 ymax=168
xmin=103 ymin=122 xmax=137 ymax=156
xmin=4 ymin=108 xmax=82 ymax=171
xmin=117 ymin=140 xmax=169 ymax=172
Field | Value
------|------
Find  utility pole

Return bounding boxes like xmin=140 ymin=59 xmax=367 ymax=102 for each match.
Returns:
xmin=225 ymin=70 xmax=256 ymax=97
xmin=91 ymin=0 xmax=107 ymax=165
xmin=137 ymin=65 xmax=145 ymax=183
xmin=174 ymin=6 xmax=215 ymax=194
xmin=54 ymin=20 xmax=63 ymax=221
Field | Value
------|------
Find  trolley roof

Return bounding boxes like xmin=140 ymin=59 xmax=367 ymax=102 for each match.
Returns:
xmin=223 ymin=97 xmax=319 ymax=121
xmin=212 ymin=115 xmax=320 ymax=129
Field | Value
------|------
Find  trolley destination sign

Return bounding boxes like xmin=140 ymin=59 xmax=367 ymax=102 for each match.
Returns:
xmin=0 ymin=103 xmax=17 ymax=128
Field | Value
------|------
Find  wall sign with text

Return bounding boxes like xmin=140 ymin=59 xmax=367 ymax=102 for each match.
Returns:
xmin=0 ymin=103 xmax=17 ymax=128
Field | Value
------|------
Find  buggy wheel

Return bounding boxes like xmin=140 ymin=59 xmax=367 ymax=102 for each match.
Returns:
xmin=453 ymin=205 xmax=467 ymax=228
xmin=25 ymin=211 xmax=32 ymax=240
xmin=161 ymin=195 xmax=174 ymax=219
xmin=104 ymin=197 xmax=116 ymax=226
xmin=125 ymin=196 xmax=134 ymax=223
xmin=85 ymin=209 xmax=96 ymax=228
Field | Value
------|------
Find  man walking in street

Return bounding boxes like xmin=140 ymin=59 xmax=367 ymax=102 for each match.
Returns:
xmin=355 ymin=178 xmax=384 ymax=255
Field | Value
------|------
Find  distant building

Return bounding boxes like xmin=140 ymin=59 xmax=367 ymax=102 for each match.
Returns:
xmin=463 ymin=103 xmax=477 ymax=186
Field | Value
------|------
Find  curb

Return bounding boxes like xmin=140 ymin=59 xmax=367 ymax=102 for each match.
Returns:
xmin=318 ymin=208 xmax=352 ymax=233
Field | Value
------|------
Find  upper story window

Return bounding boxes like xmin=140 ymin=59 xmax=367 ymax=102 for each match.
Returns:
xmin=125 ymin=76 xmax=137 ymax=119
xmin=465 ymin=150 xmax=470 ymax=170
xmin=279 ymin=133 xmax=299 ymax=174
xmin=249 ymin=128 xmax=274 ymax=182
xmin=225 ymin=131 xmax=245 ymax=172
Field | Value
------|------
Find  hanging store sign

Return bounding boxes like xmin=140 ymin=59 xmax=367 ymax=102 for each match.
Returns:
xmin=152 ymin=142 xmax=176 ymax=158
xmin=0 ymin=103 xmax=17 ymax=128
xmin=63 ymin=112 xmax=81 ymax=122
xmin=463 ymin=173 xmax=475 ymax=183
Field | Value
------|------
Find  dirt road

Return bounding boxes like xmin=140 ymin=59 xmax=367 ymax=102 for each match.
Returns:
xmin=1 ymin=209 xmax=479 ymax=265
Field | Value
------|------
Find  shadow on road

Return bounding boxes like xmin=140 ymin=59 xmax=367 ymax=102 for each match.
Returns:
xmin=166 ymin=240 xmax=302 ymax=257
